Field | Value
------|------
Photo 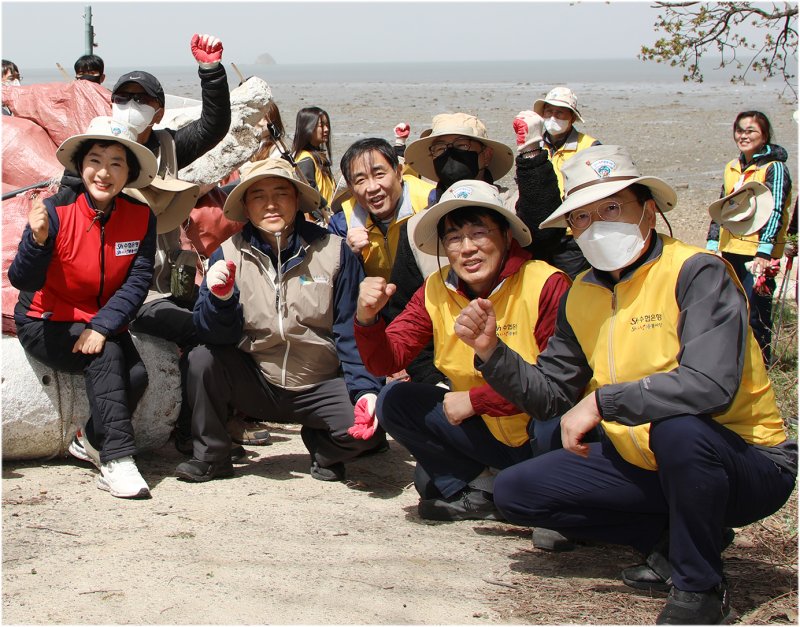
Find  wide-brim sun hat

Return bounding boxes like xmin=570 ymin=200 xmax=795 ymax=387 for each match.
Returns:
xmin=124 ymin=176 xmax=201 ymax=234
xmin=56 ymin=116 xmax=157 ymax=189
xmin=223 ymin=158 xmax=322 ymax=222
xmin=540 ymin=144 xmax=678 ymax=229
xmin=708 ymin=181 xmax=774 ymax=236
xmin=412 ymin=179 xmax=531 ymax=255
xmin=533 ymin=86 xmax=584 ymax=124
xmin=404 ymin=112 xmax=514 ymax=182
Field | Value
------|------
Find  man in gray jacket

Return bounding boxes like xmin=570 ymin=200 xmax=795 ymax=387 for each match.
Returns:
xmin=175 ymin=159 xmax=384 ymax=483
xmin=454 ymin=145 xmax=796 ymax=625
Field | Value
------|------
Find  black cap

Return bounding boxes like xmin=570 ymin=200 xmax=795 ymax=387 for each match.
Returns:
xmin=112 ymin=71 xmax=165 ymax=107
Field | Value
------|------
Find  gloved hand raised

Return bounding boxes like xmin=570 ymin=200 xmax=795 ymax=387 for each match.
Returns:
xmin=512 ymin=110 xmax=545 ymax=153
xmin=394 ymin=122 xmax=411 ymax=146
xmin=207 ymin=259 xmax=236 ymax=300
xmin=191 ymin=33 xmax=224 ymax=68
xmin=348 ymin=393 xmax=378 ymax=440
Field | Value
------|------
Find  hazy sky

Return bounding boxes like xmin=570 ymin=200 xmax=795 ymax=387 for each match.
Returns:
xmin=3 ymin=0 xmax=666 ymax=69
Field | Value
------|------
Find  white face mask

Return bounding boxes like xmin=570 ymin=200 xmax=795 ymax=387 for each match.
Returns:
xmin=112 ymin=101 xmax=157 ymax=135
xmin=3 ymin=78 xmax=20 ymax=87
xmin=544 ymin=116 xmax=570 ymax=136
xmin=575 ymin=209 xmax=648 ymax=272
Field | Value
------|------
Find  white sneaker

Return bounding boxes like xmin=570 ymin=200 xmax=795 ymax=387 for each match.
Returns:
xmin=68 ymin=431 xmax=101 ymax=470
xmin=96 ymin=456 xmax=151 ymax=499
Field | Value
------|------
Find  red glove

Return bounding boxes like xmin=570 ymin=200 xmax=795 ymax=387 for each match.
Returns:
xmin=512 ymin=110 xmax=545 ymax=152
xmin=754 ymin=259 xmax=781 ymax=296
xmin=394 ymin=122 xmax=411 ymax=146
xmin=348 ymin=393 xmax=378 ymax=440
xmin=191 ymin=33 xmax=223 ymax=66
xmin=208 ymin=259 xmax=236 ymax=300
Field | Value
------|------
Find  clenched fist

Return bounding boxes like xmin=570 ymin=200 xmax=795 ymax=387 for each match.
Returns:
xmin=28 ymin=196 xmax=49 ymax=246
xmin=357 ymin=276 xmax=396 ymax=325
xmin=346 ymin=226 xmax=370 ymax=254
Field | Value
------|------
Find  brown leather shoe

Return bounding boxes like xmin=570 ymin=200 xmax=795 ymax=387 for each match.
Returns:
xmin=227 ymin=414 xmax=272 ymax=446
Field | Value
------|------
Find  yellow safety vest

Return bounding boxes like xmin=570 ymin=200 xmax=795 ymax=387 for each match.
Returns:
xmin=425 ymin=260 xmax=561 ymax=446
xmin=565 ymin=236 xmax=785 ymax=470
xmin=718 ymin=157 xmax=791 ymax=258
xmin=295 ymin=149 xmax=335 ymax=206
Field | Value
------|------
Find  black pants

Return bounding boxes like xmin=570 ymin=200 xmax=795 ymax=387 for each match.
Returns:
xmin=186 ymin=344 xmax=380 ymax=465
xmin=494 ymin=415 xmax=795 ymax=592
xmin=16 ymin=319 xmax=148 ymax=462
xmin=722 ymin=252 xmax=775 ymax=363
xmin=131 ymin=297 xmax=198 ymax=439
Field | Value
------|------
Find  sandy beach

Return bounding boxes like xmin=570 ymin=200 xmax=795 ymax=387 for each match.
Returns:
xmin=3 ymin=79 xmax=798 ymax=625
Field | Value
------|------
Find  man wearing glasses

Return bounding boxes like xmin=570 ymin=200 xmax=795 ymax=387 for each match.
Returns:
xmin=354 ymin=180 xmax=569 ymax=521
xmin=454 ymin=145 xmax=796 ymax=625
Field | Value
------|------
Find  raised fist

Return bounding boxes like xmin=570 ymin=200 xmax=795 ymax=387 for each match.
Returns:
xmin=191 ymin=33 xmax=224 ymax=66
xmin=513 ymin=110 xmax=545 ymax=153
xmin=207 ymin=259 xmax=236 ymax=300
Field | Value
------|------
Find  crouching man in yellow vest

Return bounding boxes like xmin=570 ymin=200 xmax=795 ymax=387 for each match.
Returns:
xmin=354 ymin=180 xmax=570 ymax=522
xmin=454 ymin=145 xmax=796 ymax=625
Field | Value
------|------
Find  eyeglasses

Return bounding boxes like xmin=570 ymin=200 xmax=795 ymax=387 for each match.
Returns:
xmin=429 ymin=138 xmax=481 ymax=159
xmin=441 ymin=227 xmax=498 ymax=252
xmin=112 ymin=92 xmax=156 ymax=106
xmin=734 ymin=128 xmax=761 ymax=136
xmin=566 ymin=199 xmax=639 ymax=230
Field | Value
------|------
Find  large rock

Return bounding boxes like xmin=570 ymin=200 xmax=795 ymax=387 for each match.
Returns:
xmin=2 ymin=333 xmax=181 ymax=461
xmin=177 ymin=77 xmax=274 ymax=185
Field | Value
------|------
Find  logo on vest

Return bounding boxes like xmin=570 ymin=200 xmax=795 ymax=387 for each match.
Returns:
xmin=115 ymin=240 xmax=140 ymax=256
xmin=299 ymin=274 xmax=328 ymax=285
xmin=630 ymin=312 xmax=663 ymax=332
xmin=495 ymin=322 xmax=518 ymax=338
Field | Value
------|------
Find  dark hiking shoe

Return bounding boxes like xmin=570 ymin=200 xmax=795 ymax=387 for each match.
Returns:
xmin=310 ymin=460 xmax=346 ymax=482
xmin=532 ymin=527 xmax=575 ymax=552
xmin=656 ymin=582 xmax=732 ymax=625
xmin=417 ymin=488 xmax=502 ymax=521
xmin=622 ymin=528 xmax=736 ymax=592
xmin=175 ymin=458 xmax=234 ymax=482
xmin=230 ymin=445 xmax=246 ymax=462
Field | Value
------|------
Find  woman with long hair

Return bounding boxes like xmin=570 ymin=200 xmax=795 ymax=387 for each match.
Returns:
xmin=291 ymin=106 xmax=335 ymax=206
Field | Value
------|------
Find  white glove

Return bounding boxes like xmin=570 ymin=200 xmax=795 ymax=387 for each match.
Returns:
xmin=207 ymin=259 xmax=236 ymax=300
xmin=394 ymin=122 xmax=411 ymax=147
xmin=512 ymin=110 xmax=545 ymax=153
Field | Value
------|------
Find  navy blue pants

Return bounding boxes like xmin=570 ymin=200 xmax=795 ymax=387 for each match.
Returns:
xmin=17 ymin=320 xmax=148 ymax=462
xmin=723 ymin=252 xmax=775 ymax=363
xmin=377 ymin=381 xmax=532 ymax=499
xmin=494 ymin=415 xmax=795 ymax=592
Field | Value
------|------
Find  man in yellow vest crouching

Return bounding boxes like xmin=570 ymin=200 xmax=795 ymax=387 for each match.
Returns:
xmin=454 ymin=145 xmax=796 ymax=625
xmin=354 ymin=180 xmax=570 ymax=521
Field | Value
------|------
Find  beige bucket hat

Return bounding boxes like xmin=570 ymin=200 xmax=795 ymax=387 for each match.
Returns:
xmin=56 ymin=116 xmax=157 ymax=189
xmin=404 ymin=113 xmax=514 ymax=182
xmin=708 ymin=181 xmax=774 ymax=236
xmin=412 ymin=179 xmax=531 ymax=255
xmin=125 ymin=176 xmax=201 ymax=234
xmin=533 ymin=86 xmax=584 ymax=124
xmin=223 ymin=158 xmax=322 ymax=222
xmin=540 ymin=145 xmax=678 ymax=229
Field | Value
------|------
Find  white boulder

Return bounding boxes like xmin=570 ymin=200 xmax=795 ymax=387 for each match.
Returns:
xmin=1 ymin=333 xmax=182 ymax=461
xmin=177 ymin=77 xmax=274 ymax=185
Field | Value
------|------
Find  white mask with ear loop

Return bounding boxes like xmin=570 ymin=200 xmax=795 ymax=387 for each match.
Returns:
xmin=112 ymin=101 xmax=157 ymax=135
xmin=575 ymin=205 xmax=648 ymax=272
xmin=544 ymin=116 xmax=570 ymax=136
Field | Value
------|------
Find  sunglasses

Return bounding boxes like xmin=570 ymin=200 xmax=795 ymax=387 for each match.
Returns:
xmin=112 ymin=92 xmax=157 ymax=106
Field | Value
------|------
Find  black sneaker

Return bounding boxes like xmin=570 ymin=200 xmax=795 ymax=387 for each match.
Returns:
xmin=532 ymin=527 xmax=575 ymax=552
xmin=310 ymin=460 xmax=346 ymax=482
xmin=175 ymin=458 xmax=234 ymax=482
xmin=656 ymin=582 xmax=732 ymax=625
xmin=622 ymin=528 xmax=736 ymax=593
xmin=417 ymin=488 xmax=502 ymax=521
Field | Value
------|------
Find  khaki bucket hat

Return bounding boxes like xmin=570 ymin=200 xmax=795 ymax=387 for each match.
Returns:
xmin=540 ymin=145 xmax=678 ymax=229
xmin=708 ymin=181 xmax=774 ymax=236
xmin=533 ymin=86 xmax=584 ymax=124
xmin=56 ymin=116 xmax=157 ymax=189
xmin=412 ymin=179 xmax=531 ymax=255
xmin=404 ymin=113 xmax=514 ymax=182
xmin=223 ymin=158 xmax=323 ymax=222
xmin=125 ymin=176 xmax=201 ymax=234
